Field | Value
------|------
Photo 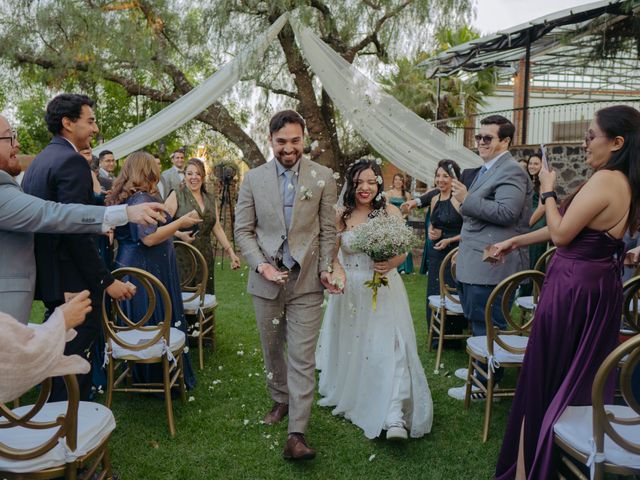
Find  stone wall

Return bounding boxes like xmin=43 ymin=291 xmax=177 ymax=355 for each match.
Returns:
xmin=510 ymin=143 xmax=588 ymax=199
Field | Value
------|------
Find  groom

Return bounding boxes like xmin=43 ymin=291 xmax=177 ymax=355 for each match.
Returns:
xmin=235 ymin=110 xmax=339 ymax=460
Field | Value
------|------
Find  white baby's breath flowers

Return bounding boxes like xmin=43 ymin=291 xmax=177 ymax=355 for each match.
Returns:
xmin=332 ymin=172 xmax=341 ymax=180
xmin=267 ymin=372 xmax=273 ymax=380
xmin=376 ymin=175 xmax=383 ymax=184
xmin=237 ymin=350 xmax=245 ymax=356
xmin=300 ymin=185 xmax=313 ymax=200
xmin=317 ymin=179 xmax=325 ymax=188
xmin=310 ymin=169 xmax=317 ymax=178
xmin=287 ymin=183 xmax=294 ymax=191
xmin=188 ymin=396 xmax=195 ymax=402
xmin=243 ymin=419 xmax=250 ymax=426
xmin=174 ymin=321 xmax=181 ymax=327
xmin=375 ymin=194 xmax=382 ymax=202
xmin=272 ymin=318 xmax=280 ymax=325
xmin=375 ymin=158 xmax=382 ymax=165
xmin=184 ymin=346 xmax=189 ymax=354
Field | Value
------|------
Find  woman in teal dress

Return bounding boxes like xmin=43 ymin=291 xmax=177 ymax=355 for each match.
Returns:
xmin=527 ymin=154 xmax=548 ymax=269
xmin=387 ymin=173 xmax=414 ymax=273
xmin=166 ymin=158 xmax=240 ymax=294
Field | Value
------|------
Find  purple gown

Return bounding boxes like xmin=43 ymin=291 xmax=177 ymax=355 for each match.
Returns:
xmin=496 ymin=227 xmax=624 ymax=479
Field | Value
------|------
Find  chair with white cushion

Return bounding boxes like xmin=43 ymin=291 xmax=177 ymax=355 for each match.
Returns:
xmin=0 ymin=375 xmax=114 ymax=480
xmin=554 ymin=334 xmax=640 ymax=480
xmin=463 ymin=269 xmax=546 ymax=442
xmin=174 ymin=240 xmax=218 ymax=370
xmin=427 ymin=247 xmax=468 ymax=372
xmin=102 ymin=267 xmax=186 ymax=437
xmin=514 ymin=246 xmax=556 ymax=312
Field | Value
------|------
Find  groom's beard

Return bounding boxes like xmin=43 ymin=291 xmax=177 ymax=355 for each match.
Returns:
xmin=275 ymin=149 xmax=302 ymax=168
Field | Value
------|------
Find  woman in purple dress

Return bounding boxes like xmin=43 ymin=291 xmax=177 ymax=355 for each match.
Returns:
xmin=492 ymin=105 xmax=640 ymax=479
xmin=107 ymin=151 xmax=202 ymax=389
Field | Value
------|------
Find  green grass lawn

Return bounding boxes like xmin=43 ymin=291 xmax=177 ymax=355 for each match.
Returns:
xmin=30 ymin=262 xmax=514 ymax=479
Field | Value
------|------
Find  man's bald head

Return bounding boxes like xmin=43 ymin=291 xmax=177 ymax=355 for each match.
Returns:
xmin=0 ymin=115 xmax=21 ymax=177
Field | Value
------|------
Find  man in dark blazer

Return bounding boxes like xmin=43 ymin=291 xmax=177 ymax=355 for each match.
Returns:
xmin=0 ymin=114 xmax=167 ymax=325
xmin=22 ymin=94 xmax=139 ymax=401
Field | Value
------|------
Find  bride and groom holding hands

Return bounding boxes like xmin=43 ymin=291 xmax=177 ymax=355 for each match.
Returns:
xmin=235 ymin=110 xmax=432 ymax=460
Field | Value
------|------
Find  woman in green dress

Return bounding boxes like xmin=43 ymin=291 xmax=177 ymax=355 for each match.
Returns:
xmin=387 ymin=173 xmax=414 ymax=273
xmin=166 ymin=158 xmax=240 ymax=293
xmin=527 ymin=154 xmax=548 ymax=269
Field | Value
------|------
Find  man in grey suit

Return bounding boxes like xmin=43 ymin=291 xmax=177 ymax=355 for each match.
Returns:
xmin=0 ymin=114 xmax=167 ymax=324
xmin=447 ymin=115 xmax=532 ymax=400
xmin=160 ymin=148 xmax=185 ymax=196
xmin=235 ymin=110 xmax=340 ymax=460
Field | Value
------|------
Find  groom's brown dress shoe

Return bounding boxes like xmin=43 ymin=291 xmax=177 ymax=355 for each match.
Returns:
xmin=263 ymin=402 xmax=288 ymax=425
xmin=283 ymin=433 xmax=316 ymax=460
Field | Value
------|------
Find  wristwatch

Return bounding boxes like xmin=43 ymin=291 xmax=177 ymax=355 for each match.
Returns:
xmin=540 ymin=191 xmax=558 ymax=205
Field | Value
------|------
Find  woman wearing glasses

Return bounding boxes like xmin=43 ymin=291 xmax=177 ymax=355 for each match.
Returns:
xmin=493 ymin=105 xmax=640 ymax=479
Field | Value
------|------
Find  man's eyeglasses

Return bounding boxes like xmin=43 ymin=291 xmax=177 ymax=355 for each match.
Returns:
xmin=0 ymin=131 xmax=17 ymax=147
xmin=474 ymin=134 xmax=497 ymax=144
xmin=584 ymin=132 xmax=608 ymax=145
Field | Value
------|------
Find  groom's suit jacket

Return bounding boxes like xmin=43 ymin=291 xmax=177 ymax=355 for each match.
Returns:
xmin=0 ymin=170 xmax=105 ymax=323
xmin=234 ymin=157 xmax=337 ymax=299
xmin=456 ymin=152 xmax=532 ymax=286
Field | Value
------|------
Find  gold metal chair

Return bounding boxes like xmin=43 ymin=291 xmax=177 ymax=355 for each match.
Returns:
xmin=622 ymin=275 xmax=640 ymax=336
xmin=554 ymin=334 xmax=640 ymax=479
xmin=463 ymin=269 xmax=545 ymax=442
xmin=427 ymin=247 xmax=468 ymax=372
xmin=0 ymin=375 xmax=114 ymax=479
xmin=102 ymin=267 xmax=187 ymax=437
xmin=174 ymin=241 xmax=218 ymax=370
xmin=514 ymin=246 xmax=556 ymax=312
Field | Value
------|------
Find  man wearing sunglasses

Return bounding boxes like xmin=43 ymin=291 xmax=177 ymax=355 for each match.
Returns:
xmin=447 ymin=115 xmax=532 ymax=401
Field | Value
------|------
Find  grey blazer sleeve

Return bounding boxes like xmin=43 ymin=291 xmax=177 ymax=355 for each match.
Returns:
xmin=460 ymin=166 xmax=529 ymax=227
xmin=0 ymin=182 xmax=106 ymax=234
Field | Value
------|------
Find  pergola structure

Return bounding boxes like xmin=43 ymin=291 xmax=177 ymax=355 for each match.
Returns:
xmin=421 ymin=0 xmax=640 ymax=145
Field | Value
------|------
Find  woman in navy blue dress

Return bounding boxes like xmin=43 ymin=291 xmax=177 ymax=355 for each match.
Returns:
xmin=106 ymin=151 xmax=201 ymax=389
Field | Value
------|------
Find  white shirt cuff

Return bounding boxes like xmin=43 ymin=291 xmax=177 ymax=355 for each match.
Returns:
xmin=414 ymin=197 xmax=422 ymax=207
xmin=101 ymin=205 xmax=128 ymax=232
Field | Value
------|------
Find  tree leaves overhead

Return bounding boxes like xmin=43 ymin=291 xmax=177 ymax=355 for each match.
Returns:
xmin=0 ymin=0 xmax=475 ymax=170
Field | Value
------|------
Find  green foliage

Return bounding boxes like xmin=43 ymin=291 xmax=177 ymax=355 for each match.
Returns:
xmin=380 ymin=25 xmax=497 ymax=126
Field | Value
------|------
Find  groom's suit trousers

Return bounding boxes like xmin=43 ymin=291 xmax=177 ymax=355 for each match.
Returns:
xmin=252 ymin=268 xmax=324 ymax=435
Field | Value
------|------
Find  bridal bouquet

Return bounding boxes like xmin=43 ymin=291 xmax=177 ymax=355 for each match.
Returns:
xmin=350 ymin=212 xmax=418 ymax=310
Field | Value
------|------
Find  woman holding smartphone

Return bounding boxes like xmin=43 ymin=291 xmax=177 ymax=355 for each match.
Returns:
xmin=493 ymin=105 xmax=640 ymax=479
xmin=426 ymin=159 xmax=463 ymax=299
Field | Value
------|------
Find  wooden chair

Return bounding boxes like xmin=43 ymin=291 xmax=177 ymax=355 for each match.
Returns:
xmin=514 ymin=246 xmax=556 ymax=312
xmin=463 ymin=269 xmax=545 ymax=442
xmin=102 ymin=267 xmax=186 ymax=437
xmin=427 ymin=247 xmax=468 ymax=372
xmin=174 ymin=241 xmax=218 ymax=370
xmin=0 ymin=375 xmax=114 ymax=479
xmin=622 ymin=275 xmax=640 ymax=336
xmin=554 ymin=334 xmax=640 ymax=479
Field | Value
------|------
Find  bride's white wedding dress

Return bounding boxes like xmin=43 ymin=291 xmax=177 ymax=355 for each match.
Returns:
xmin=316 ymin=230 xmax=433 ymax=439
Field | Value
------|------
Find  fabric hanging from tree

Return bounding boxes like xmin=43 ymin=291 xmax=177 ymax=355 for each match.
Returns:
xmin=96 ymin=12 xmax=481 ymax=183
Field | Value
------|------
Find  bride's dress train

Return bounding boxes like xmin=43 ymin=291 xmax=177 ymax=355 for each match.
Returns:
xmin=316 ymin=230 xmax=433 ymax=439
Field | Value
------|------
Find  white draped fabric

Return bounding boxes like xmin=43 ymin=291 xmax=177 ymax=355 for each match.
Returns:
xmin=289 ymin=18 xmax=481 ymax=182
xmin=94 ymin=14 xmax=289 ymax=158
xmin=96 ymin=13 xmax=481 ymax=182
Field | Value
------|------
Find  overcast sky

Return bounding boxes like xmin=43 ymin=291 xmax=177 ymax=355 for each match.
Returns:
xmin=471 ymin=0 xmax=596 ymax=35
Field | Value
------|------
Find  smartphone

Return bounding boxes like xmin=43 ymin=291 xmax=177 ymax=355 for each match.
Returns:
xmin=447 ymin=163 xmax=458 ymax=181
xmin=540 ymin=144 xmax=549 ymax=170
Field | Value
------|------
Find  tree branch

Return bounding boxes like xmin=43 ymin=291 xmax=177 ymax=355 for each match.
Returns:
xmin=254 ymin=80 xmax=299 ymax=100
xmin=344 ymin=0 xmax=410 ymax=62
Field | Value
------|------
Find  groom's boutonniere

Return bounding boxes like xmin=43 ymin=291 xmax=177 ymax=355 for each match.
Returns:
xmin=300 ymin=185 xmax=313 ymax=200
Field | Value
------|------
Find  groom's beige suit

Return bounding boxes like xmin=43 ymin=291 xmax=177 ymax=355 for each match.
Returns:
xmin=235 ymin=157 xmax=336 ymax=434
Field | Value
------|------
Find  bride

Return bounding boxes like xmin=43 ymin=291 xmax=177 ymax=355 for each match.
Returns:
xmin=316 ymin=159 xmax=433 ymax=440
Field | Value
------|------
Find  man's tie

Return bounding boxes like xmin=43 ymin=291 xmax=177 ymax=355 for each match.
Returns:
xmin=471 ymin=165 xmax=488 ymax=188
xmin=281 ymin=169 xmax=296 ymax=269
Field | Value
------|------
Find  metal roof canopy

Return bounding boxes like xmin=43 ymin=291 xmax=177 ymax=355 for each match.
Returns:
xmin=421 ymin=0 xmax=640 ymax=93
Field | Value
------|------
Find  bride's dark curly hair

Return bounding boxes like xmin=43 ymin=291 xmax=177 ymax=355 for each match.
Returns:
xmin=340 ymin=158 xmax=386 ymax=230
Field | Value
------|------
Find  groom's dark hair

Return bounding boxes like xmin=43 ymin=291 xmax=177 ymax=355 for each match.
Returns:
xmin=269 ymin=110 xmax=306 ymax=135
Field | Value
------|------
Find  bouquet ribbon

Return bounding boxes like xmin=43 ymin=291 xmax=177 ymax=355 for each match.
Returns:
xmin=364 ymin=271 xmax=389 ymax=311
